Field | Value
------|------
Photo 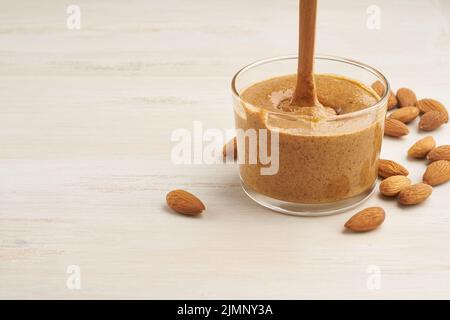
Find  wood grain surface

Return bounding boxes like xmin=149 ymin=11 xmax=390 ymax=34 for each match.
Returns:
xmin=0 ymin=0 xmax=449 ymax=299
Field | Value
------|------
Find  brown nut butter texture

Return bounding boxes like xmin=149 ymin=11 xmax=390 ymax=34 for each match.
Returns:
xmin=235 ymin=74 xmax=385 ymax=204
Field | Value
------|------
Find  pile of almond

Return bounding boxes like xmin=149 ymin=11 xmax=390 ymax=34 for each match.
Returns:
xmin=345 ymin=84 xmax=449 ymax=232
xmin=372 ymin=83 xmax=449 ymax=137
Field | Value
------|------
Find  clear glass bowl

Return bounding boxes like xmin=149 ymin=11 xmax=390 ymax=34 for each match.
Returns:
xmin=231 ymin=55 xmax=389 ymax=216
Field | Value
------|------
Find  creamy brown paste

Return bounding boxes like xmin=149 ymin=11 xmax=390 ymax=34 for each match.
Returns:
xmin=235 ymin=74 xmax=385 ymax=204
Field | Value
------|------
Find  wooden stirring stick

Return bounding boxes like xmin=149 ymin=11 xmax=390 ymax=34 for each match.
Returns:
xmin=290 ymin=0 xmax=322 ymax=108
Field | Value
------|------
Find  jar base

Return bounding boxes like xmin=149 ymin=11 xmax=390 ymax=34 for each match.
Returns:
xmin=241 ymin=180 xmax=376 ymax=217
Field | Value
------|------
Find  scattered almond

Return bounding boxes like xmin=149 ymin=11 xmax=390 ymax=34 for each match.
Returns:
xmin=384 ymin=118 xmax=409 ymax=137
xmin=166 ymin=189 xmax=205 ymax=215
xmin=419 ymin=110 xmax=446 ymax=131
xmin=407 ymin=136 xmax=436 ymax=159
xmin=427 ymin=145 xmax=450 ymax=162
xmin=388 ymin=106 xmax=420 ymax=124
xmin=379 ymin=175 xmax=411 ymax=196
xmin=371 ymin=80 xmax=384 ymax=97
xmin=423 ymin=160 xmax=450 ymax=186
xmin=223 ymin=137 xmax=237 ymax=161
xmin=378 ymin=159 xmax=409 ymax=178
xmin=371 ymin=81 xmax=397 ymax=110
xmin=344 ymin=207 xmax=385 ymax=232
xmin=416 ymin=98 xmax=448 ymax=123
xmin=388 ymin=93 xmax=399 ymax=110
xmin=398 ymin=183 xmax=432 ymax=205
xmin=396 ymin=88 xmax=417 ymax=107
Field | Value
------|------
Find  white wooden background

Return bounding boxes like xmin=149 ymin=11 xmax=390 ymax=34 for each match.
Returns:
xmin=1 ymin=0 xmax=450 ymax=299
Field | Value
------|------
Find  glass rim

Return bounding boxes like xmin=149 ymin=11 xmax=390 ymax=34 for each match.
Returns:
xmin=231 ymin=54 xmax=390 ymax=121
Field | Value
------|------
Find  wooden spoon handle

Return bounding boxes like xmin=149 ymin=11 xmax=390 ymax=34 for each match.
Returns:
xmin=291 ymin=0 xmax=321 ymax=107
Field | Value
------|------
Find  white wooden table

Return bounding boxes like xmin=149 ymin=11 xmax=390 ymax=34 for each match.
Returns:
xmin=1 ymin=0 xmax=449 ymax=299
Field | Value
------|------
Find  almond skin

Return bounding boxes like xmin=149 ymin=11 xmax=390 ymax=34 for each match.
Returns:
xmin=166 ymin=189 xmax=205 ymax=215
xmin=388 ymin=106 xmax=420 ymax=124
xmin=371 ymin=80 xmax=384 ymax=97
xmin=427 ymin=145 xmax=450 ymax=162
xmin=388 ymin=93 xmax=399 ymax=110
xmin=423 ymin=160 xmax=450 ymax=186
xmin=344 ymin=207 xmax=385 ymax=232
xmin=407 ymin=136 xmax=436 ymax=159
xmin=379 ymin=175 xmax=411 ymax=196
xmin=222 ymin=137 xmax=237 ymax=161
xmin=384 ymin=118 xmax=409 ymax=137
xmin=371 ymin=81 xmax=397 ymax=110
xmin=416 ymin=98 xmax=448 ymax=123
xmin=396 ymin=88 xmax=417 ymax=108
xmin=398 ymin=183 xmax=432 ymax=205
xmin=419 ymin=111 xmax=446 ymax=131
xmin=378 ymin=159 xmax=409 ymax=178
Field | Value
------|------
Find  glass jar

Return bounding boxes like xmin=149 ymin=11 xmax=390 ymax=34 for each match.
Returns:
xmin=231 ymin=55 xmax=389 ymax=216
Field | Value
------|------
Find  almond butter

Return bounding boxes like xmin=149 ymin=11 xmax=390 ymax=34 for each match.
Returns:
xmin=419 ymin=110 xmax=446 ymax=131
xmin=396 ymin=88 xmax=417 ymax=108
xmin=407 ymin=136 xmax=436 ymax=159
xmin=423 ymin=160 xmax=450 ymax=186
xmin=427 ymin=145 xmax=450 ymax=162
xmin=344 ymin=207 xmax=385 ymax=232
xmin=388 ymin=106 xmax=420 ymax=124
xmin=398 ymin=183 xmax=432 ymax=205
xmin=223 ymin=137 xmax=237 ymax=161
xmin=416 ymin=98 xmax=448 ymax=122
xmin=371 ymin=81 xmax=397 ymax=110
xmin=379 ymin=175 xmax=411 ymax=196
xmin=384 ymin=118 xmax=409 ymax=137
xmin=378 ymin=159 xmax=409 ymax=178
xmin=166 ymin=189 xmax=205 ymax=215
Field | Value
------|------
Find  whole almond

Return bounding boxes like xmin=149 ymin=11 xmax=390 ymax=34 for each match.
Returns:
xmin=166 ymin=189 xmax=205 ymax=215
xmin=384 ymin=118 xmax=409 ymax=137
xmin=407 ymin=136 xmax=436 ymax=159
xmin=344 ymin=207 xmax=385 ymax=232
xmin=396 ymin=88 xmax=417 ymax=107
xmin=223 ymin=137 xmax=237 ymax=161
xmin=423 ymin=160 xmax=450 ymax=186
xmin=371 ymin=80 xmax=384 ymax=97
xmin=388 ymin=106 xmax=420 ymax=124
xmin=388 ymin=93 xmax=399 ymax=110
xmin=378 ymin=159 xmax=409 ymax=178
xmin=379 ymin=175 xmax=411 ymax=196
xmin=371 ymin=81 xmax=397 ymax=110
xmin=416 ymin=98 xmax=448 ymax=123
xmin=419 ymin=111 xmax=446 ymax=131
xmin=427 ymin=145 xmax=450 ymax=162
xmin=398 ymin=183 xmax=432 ymax=205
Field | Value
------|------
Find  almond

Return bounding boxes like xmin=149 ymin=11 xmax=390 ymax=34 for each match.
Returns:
xmin=398 ymin=183 xmax=432 ymax=205
xmin=407 ymin=136 xmax=436 ymax=159
xmin=419 ymin=111 xmax=446 ymax=131
xmin=379 ymin=175 xmax=411 ymax=196
xmin=396 ymin=88 xmax=417 ymax=107
xmin=423 ymin=160 xmax=450 ymax=186
xmin=223 ymin=137 xmax=237 ymax=161
xmin=371 ymin=80 xmax=384 ymax=97
xmin=427 ymin=145 xmax=450 ymax=162
xmin=384 ymin=118 xmax=409 ymax=137
xmin=416 ymin=98 xmax=448 ymax=123
xmin=378 ymin=159 xmax=409 ymax=178
xmin=371 ymin=81 xmax=397 ymax=110
xmin=166 ymin=189 xmax=205 ymax=215
xmin=388 ymin=93 xmax=399 ymax=110
xmin=388 ymin=106 xmax=420 ymax=124
xmin=344 ymin=207 xmax=385 ymax=232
